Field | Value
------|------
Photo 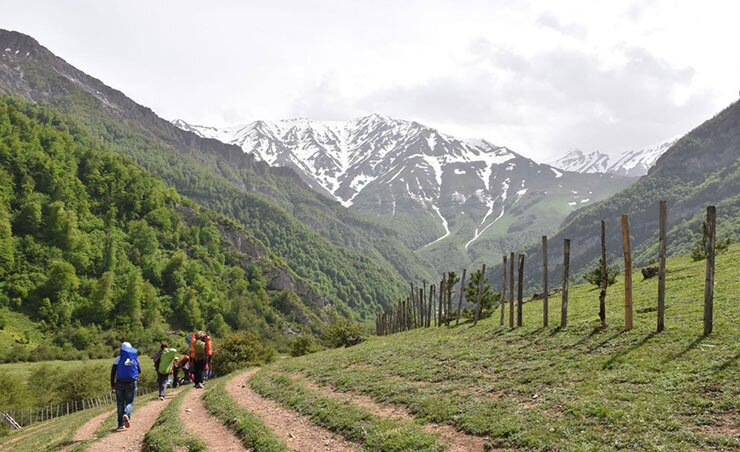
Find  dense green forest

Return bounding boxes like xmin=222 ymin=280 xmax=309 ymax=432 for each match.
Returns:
xmin=0 ymin=97 xmax=335 ymax=361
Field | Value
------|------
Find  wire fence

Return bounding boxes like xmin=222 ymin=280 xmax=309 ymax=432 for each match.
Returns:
xmin=1 ymin=385 xmax=155 ymax=430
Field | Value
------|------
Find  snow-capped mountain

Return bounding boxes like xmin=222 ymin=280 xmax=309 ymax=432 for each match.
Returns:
xmin=173 ymin=116 xmax=633 ymax=260
xmin=548 ymin=149 xmax=610 ymax=173
xmin=549 ymin=140 xmax=677 ymax=177
xmin=606 ymin=140 xmax=677 ymax=176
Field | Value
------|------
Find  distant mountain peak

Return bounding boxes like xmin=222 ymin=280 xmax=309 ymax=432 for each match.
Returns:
xmin=549 ymin=140 xmax=677 ymax=177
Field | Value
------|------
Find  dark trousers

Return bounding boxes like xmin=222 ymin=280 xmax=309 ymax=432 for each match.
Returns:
xmin=115 ymin=380 xmax=136 ymax=428
xmin=193 ymin=359 xmax=206 ymax=385
xmin=156 ymin=372 xmax=169 ymax=397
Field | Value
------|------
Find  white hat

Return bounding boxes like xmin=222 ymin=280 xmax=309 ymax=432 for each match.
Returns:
xmin=122 ymin=341 xmax=132 ymax=349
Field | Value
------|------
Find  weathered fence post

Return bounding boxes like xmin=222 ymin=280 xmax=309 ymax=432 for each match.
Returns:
xmin=500 ymin=256 xmax=507 ymax=326
xmin=410 ymin=283 xmax=416 ymax=329
xmin=561 ymin=239 xmax=570 ymax=329
xmin=438 ymin=277 xmax=445 ymax=327
xmin=509 ymin=252 xmax=515 ymax=328
xmin=427 ymin=284 xmax=433 ymax=327
xmin=456 ymin=269 xmax=466 ymax=326
xmin=657 ymin=201 xmax=667 ymax=332
xmin=542 ymin=236 xmax=548 ymax=327
xmin=473 ymin=264 xmax=486 ymax=326
xmin=704 ymin=206 xmax=716 ymax=336
xmin=621 ymin=214 xmax=633 ymax=331
xmin=517 ymin=254 xmax=524 ymax=327
xmin=599 ymin=220 xmax=608 ymax=328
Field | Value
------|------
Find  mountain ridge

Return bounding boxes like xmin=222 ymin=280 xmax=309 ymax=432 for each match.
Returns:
xmin=549 ymin=140 xmax=677 ymax=177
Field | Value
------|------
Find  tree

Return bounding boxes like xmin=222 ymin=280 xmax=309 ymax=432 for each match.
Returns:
xmin=464 ymin=269 xmax=498 ymax=318
xmin=691 ymin=219 xmax=731 ymax=261
xmin=0 ymin=206 xmax=13 ymax=276
xmin=116 ymin=269 xmax=144 ymax=329
xmin=583 ymin=258 xmax=619 ymax=286
xmin=180 ymin=287 xmax=203 ymax=330
xmin=40 ymin=259 xmax=79 ymax=325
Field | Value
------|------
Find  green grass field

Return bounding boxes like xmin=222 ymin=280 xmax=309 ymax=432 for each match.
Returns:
xmin=260 ymin=244 xmax=740 ymax=450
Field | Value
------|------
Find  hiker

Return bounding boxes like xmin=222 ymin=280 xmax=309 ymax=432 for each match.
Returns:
xmin=189 ymin=331 xmax=212 ymax=388
xmin=153 ymin=342 xmax=178 ymax=400
xmin=172 ymin=354 xmax=190 ymax=388
xmin=110 ymin=341 xmax=141 ymax=431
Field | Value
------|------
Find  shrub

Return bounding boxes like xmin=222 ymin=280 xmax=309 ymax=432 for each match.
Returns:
xmin=322 ymin=318 xmax=364 ymax=348
xmin=583 ymin=259 xmax=619 ymax=287
xmin=290 ymin=334 xmax=324 ymax=357
xmin=690 ymin=220 xmax=731 ymax=261
xmin=210 ymin=332 xmax=275 ymax=375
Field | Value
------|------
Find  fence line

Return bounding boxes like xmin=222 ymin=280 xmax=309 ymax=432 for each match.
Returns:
xmin=376 ymin=203 xmax=721 ymax=338
xmin=1 ymin=385 xmax=154 ymax=430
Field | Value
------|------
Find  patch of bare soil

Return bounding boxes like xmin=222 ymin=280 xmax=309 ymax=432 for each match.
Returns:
xmin=226 ymin=369 xmax=357 ymax=452
xmin=180 ymin=387 xmax=247 ymax=451
xmin=58 ymin=409 xmax=114 ymax=451
xmin=292 ymin=373 xmax=488 ymax=452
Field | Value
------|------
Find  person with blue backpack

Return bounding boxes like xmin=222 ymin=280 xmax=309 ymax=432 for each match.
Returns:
xmin=110 ymin=341 xmax=141 ymax=431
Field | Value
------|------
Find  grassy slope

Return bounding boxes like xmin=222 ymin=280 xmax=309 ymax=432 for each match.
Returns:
xmin=0 ymin=358 xmax=110 ymax=380
xmin=0 ymin=403 xmax=110 ymax=450
xmin=266 ymin=245 xmax=740 ymax=450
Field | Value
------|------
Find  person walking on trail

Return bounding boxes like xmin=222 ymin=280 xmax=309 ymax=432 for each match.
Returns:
xmin=111 ymin=341 xmax=141 ymax=432
xmin=189 ymin=331 xmax=212 ymax=388
xmin=153 ymin=342 xmax=178 ymax=400
xmin=172 ymin=354 xmax=191 ymax=388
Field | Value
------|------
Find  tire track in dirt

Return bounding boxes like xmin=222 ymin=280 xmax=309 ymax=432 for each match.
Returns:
xmin=58 ymin=409 xmax=114 ymax=451
xmin=180 ymin=387 xmax=246 ymax=451
xmin=291 ymin=373 xmax=489 ymax=452
xmin=87 ymin=394 xmax=174 ymax=452
xmin=226 ymin=369 xmax=357 ymax=452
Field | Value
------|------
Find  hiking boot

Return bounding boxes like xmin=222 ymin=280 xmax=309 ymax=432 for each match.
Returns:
xmin=159 ymin=396 xmax=165 ymax=400
xmin=122 ymin=414 xmax=131 ymax=428
xmin=196 ymin=383 xmax=204 ymax=389
xmin=116 ymin=426 xmax=126 ymax=432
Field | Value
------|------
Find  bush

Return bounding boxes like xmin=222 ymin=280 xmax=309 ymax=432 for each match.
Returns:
xmin=290 ymin=335 xmax=324 ymax=357
xmin=583 ymin=259 xmax=619 ymax=287
xmin=210 ymin=332 xmax=275 ymax=375
xmin=322 ymin=318 xmax=364 ymax=348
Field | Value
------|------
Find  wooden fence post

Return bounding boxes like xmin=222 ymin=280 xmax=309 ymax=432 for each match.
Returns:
xmin=473 ymin=264 xmax=486 ymax=326
xmin=421 ymin=281 xmax=426 ymax=327
xmin=509 ymin=252 xmax=515 ymax=328
xmin=561 ymin=239 xmax=570 ymax=329
xmin=517 ymin=254 xmax=524 ymax=327
xmin=657 ymin=201 xmax=667 ymax=332
xmin=621 ymin=214 xmax=633 ymax=331
xmin=500 ymin=256 xmax=507 ymax=326
xmin=456 ymin=268 xmax=466 ymax=326
xmin=427 ymin=284 xmax=433 ymax=327
xmin=599 ymin=220 xmax=608 ymax=328
xmin=438 ymin=277 xmax=445 ymax=327
xmin=704 ymin=206 xmax=716 ymax=336
xmin=542 ymin=236 xmax=548 ymax=327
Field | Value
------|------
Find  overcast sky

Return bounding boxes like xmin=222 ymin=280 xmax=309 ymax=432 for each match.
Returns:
xmin=3 ymin=0 xmax=740 ymax=160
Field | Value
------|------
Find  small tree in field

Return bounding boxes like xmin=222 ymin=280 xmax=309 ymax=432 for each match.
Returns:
xmin=691 ymin=220 xmax=730 ymax=261
xmin=463 ymin=269 xmax=499 ymax=319
xmin=583 ymin=258 xmax=619 ymax=287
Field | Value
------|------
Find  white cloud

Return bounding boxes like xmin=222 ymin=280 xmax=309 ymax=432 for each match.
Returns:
xmin=3 ymin=0 xmax=739 ymax=160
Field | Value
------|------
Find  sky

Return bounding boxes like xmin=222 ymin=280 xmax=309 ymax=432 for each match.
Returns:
xmin=3 ymin=0 xmax=740 ymax=161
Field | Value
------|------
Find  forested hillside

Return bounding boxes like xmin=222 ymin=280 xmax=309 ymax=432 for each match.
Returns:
xmin=0 ymin=29 xmax=435 ymax=318
xmin=516 ymin=99 xmax=740 ymax=289
xmin=0 ymin=97 xmax=336 ymax=361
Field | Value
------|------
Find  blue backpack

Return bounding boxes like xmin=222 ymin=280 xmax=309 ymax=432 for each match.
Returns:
xmin=116 ymin=345 xmax=139 ymax=381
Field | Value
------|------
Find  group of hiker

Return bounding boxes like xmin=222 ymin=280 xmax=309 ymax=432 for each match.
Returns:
xmin=109 ymin=331 xmax=214 ymax=431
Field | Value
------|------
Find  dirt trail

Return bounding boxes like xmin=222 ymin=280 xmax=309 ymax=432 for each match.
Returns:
xmin=58 ymin=409 xmax=114 ymax=451
xmin=180 ymin=387 xmax=247 ymax=451
xmin=294 ymin=374 xmax=488 ymax=452
xmin=87 ymin=395 xmax=172 ymax=452
xmin=226 ymin=369 xmax=357 ymax=452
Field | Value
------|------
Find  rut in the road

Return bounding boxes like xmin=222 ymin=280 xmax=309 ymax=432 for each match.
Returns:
xmin=293 ymin=373 xmax=488 ymax=452
xmin=226 ymin=369 xmax=358 ymax=452
xmin=180 ymin=387 xmax=246 ymax=451
xmin=87 ymin=395 xmax=173 ymax=452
